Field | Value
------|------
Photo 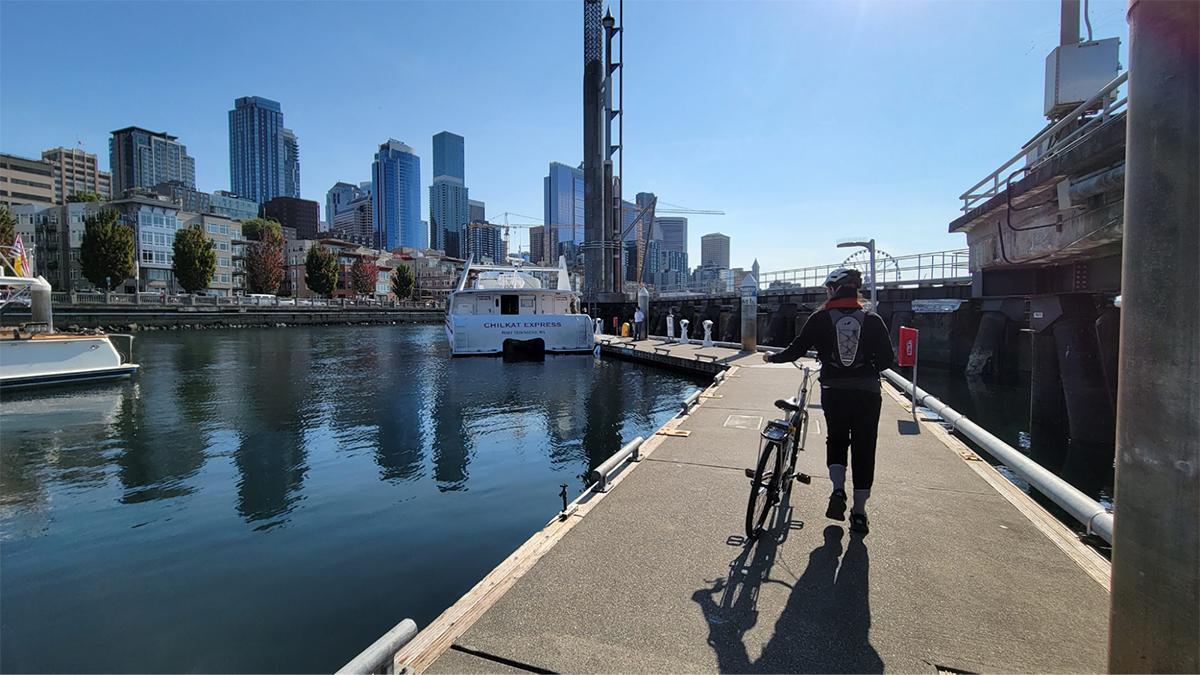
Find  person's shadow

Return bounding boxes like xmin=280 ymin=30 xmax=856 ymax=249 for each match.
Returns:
xmin=694 ymin=511 xmax=882 ymax=673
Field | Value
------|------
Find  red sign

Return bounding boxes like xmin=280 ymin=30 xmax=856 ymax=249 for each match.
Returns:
xmin=898 ymin=327 xmax=918 ymax=367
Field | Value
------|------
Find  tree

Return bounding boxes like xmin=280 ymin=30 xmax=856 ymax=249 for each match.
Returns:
xmin=241 ymin=217 xmax=282 ymax=242
xmin=0 ymin=208 xmax=15 ymax=276
xmin=304 ymin=245 xmax=338 ymax=297
xmin=350 ymin=257 xmax=379 ymax=297
xmin=244 ymin=227 xmax=284 ymax=294
xmin=80 ymin=208 xmax=134 ymax=290
xmin=391 ymin=263 xmax=415 ymax=300
xmin=66 ymin=192 xmax=103 ymax=203
xmin=173 ymin=225 xmax=216 ymax=293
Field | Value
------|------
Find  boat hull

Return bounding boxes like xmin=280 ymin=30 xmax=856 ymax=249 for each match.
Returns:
xmin=0 ymin=335 xmax=139 ymax=389
xmin=446 ymin=314 xmax=594 ymax=356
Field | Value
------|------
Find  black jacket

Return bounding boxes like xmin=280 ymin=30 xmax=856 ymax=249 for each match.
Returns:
xmin=767 ymin=306 xmax=895 ymax=385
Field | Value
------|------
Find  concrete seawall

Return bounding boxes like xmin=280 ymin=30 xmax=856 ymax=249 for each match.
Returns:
xmin=0 ymin=306 xmax=444 ymax=330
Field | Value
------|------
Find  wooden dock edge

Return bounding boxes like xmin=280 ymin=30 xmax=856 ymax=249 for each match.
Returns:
xmin=880 ymin=382 xmax=1112 ymax=591
xmin=391 ymin=368 xmax=735 ymax=673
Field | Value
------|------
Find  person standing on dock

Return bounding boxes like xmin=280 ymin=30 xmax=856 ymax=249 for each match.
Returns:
xmin=762 ymin=268 xmax=894 ymax=534
xmin=633 ymin=307 xmax=644 ymax=341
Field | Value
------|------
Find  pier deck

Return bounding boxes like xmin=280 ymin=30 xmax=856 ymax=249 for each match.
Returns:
xmin=395 ymin=339 xmax=1111 ymax=674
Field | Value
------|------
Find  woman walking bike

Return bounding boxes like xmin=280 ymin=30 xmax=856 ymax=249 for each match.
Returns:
xmin=762 ymin=268 xmax=894 ymax=535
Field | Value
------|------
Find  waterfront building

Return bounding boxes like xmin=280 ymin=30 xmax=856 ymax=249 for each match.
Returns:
xmin=543 ymin=161 xmax=584 ymax=257
xmin=41 ymin=147 xmax=113 ymax=203
xmin=109 ymin=126 xmax=196 ymax=195
xmin=110 ymin=190 xmax=183 ymax=293
xmin=10 ymin=201 xmax=104 ymax=290
xmin=0 ymin=153 xmax=55 ymax=208
xmin=430 ymin=131 xmax=469 ymax=258
xmin=372 ymin=140 xmax=421 ymax=251
xmin=700 ymin=232 xmax=731 ymax=269
xmin=152 ymin=181 xmax=211 ymax=215
xmin=211 ymin=190 xmax=259 ymax=221
xmin=391 ymin=246 xmax=463 ymax=302
xmin=261 ymin=196 xmax=320 ymax=240
xmin=228 ymin=96 xmax=299 ymax=203
xmin=181 ymin=211 xmax=237 ymax=295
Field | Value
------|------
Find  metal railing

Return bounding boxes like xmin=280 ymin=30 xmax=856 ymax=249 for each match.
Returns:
xmin=43 ymin=292 xmax=445 ymax=311
xmin=960 ymin=71 xmax=1129 ymax=213
xmin=882 ymin=368 xmax=1113 ymax=544
xmin=755 ymin=249 xmax=970 ymax=292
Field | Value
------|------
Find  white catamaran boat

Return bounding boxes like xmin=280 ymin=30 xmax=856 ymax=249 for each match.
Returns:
xmin=446 ymin=255 xmax=594 ymax=357
xmin=0 ymin=271 xmax=138 ymax=389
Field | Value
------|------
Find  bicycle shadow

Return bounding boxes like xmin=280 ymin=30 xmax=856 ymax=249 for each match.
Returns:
xmin=692 ymin=495 xmax=882 ymax=673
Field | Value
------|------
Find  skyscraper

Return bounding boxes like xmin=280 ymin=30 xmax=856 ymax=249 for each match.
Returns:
xmin=655 ymin=216 xmax=688 ymax=255
xmin=327 ymin=181 xmax=368 ymax=229
xmin=229 ymin=96 xmax=300 ymax=203
xmin=109 ymin=127 xmax=196 ymax=195
xmin=700 ymin=232 xmax=731 ymax=269
xmin=372 ymin=140 xmax=421 ymax=251
xmin=430 ymin=131 xmax=469 ymax=258
xmin=543 ymin=162 xmax=585 ymax=257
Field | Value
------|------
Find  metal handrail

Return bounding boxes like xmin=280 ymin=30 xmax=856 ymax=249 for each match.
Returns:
xmin=756 ymin=249 xmax=971 ymax=291
xmin=960 ymin=70 xmax=1129 ymax=213
xmin=881 ymin=368 xmax=1113 ymax=544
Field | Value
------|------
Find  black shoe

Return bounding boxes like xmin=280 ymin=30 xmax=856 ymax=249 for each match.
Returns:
xmin=825 ymin=489 xmax=847 ymax=521
xmin=849 ymin=512 xmax=870 ymax=534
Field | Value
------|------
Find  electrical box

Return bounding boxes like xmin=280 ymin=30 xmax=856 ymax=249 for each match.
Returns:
xmin=1044 ymin=38 xmax=1121 ymax=119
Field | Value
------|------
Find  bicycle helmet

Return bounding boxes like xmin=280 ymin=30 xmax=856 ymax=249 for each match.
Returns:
xmin=823 ymin=268 xmax=862 ymax=289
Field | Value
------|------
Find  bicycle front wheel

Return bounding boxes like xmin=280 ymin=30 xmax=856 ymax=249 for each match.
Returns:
xmin=745 ymin=440 xmax=781 ymax=540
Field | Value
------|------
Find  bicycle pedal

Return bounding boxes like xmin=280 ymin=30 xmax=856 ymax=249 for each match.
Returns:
xmin=744 ymin=468 xmax=755 ymax=479
xmin=796 ymin=473 xmax=812 ymax=484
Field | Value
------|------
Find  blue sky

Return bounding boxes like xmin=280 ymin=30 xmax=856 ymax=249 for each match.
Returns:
xmin=0 ymin=0 xmax=1129 ymax=274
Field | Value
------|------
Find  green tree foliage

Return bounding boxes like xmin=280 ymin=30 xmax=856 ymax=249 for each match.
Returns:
xmin=241 ymin=217 xmax=283 ymax=242
xmin=245 ymin=227 xmax=285 ymax=294
xmin=66 ymin=192 xmax=103 ymax=203
xmin=304 ymin=245 xmax=338 ymax=297
xmin=80 ymin=208 xmax=135 ymax=290
xmin=172 ymin=225 xmax=216 ymax=293
xmin=391 ymin=263 xmax=415 ymax=300
xmin=0 ymin=207 xmax=15 ymax=275
xmin=350 ymin=257 xmax=379 ymax=296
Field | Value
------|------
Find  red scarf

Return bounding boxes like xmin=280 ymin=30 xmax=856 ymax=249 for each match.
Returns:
xmin=824 ymin=297 xmax=862 ymax=310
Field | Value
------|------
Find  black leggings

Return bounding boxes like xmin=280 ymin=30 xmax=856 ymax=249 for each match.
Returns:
xmin=821 ymin=388 xmax=882 ymax=490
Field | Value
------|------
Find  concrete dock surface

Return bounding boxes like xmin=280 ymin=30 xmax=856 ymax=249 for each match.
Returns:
xmin=396 ymin=339 xmax=1111 ymax=674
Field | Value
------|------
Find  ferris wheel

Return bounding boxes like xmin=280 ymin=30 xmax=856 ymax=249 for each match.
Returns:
xmin=840 ymin=249 xmax=901 ymax=284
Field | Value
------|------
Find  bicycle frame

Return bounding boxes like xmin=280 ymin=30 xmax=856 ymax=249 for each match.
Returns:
xmin=745 ymin=362 xmax=819 ymax=540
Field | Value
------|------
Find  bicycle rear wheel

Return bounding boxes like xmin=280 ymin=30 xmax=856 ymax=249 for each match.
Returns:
xmin=745 ymin=440 xmax=781 ymax=540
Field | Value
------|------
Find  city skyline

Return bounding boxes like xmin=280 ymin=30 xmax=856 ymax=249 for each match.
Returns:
xmin=0 ymin=1 xmax=1132 ymax=272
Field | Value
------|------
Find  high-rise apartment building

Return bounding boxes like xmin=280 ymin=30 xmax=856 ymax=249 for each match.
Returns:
xmin=228 ymin=96 xmax=299 ymax=203
xmin=211 ymin=190 xmax=259 ymax=221
xmin=372 ymin=140 xmax=421 ymax=251
xmin=543 ymin=162 xmax=584 ymax=256
xmin=700 ymin=232 xmax=731 ymax=269
xmin=109 ymin=127 xmax=196 ymax=195
xmin=261 ymin=196 xmax=320 ymax=240
xmin=529 ymin=226 xmax=545 ymax=265
xmin=41 ymin=147 xmax=112 ymax=203
xmin=0 ymin=153 xmax=55 ymax=208
xmin=655 ymin=216 xmax=688 ymax=255
xmin=430 ymin=131 xmax=469 ymax=258
xmin=331 ymin=191 xmax=373 ymax=240
xmin=152 ymin=181 xmax=211 ymax=214
xmin=327 ymin=181 xmax=366 ymax=229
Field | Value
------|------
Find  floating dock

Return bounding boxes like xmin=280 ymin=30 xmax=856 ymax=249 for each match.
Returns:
xmin=383 ymin=338 xmax=1110 ymax=674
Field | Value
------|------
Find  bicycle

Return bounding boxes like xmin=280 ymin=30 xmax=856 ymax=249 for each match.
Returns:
xmin=744 ymin=363 xmax=817 ymax=540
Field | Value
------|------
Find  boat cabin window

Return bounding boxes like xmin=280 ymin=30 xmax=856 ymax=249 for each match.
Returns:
xmin=501 ymin=295 xmax=520 ymax=315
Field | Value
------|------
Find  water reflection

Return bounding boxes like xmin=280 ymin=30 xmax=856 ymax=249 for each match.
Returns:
xmin=0 ymin=325 xmax=704 ymax=673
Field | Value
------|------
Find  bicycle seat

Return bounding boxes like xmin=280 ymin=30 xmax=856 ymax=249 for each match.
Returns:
xmin=774 ymin=398 xmax=800 ymax=413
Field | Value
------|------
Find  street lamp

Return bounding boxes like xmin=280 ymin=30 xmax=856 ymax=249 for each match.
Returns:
xmin=836 ymin=238 xmax=876 ymax=312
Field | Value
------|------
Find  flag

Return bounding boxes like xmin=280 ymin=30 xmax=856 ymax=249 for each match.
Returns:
xmin=10 ymin=234 xmax=29 ymax=277
xmin=898 ymin=327 xmax=918 ymax=367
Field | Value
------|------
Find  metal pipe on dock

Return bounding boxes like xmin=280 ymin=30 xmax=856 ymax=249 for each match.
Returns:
xmin=589 ymin=436 xmax=645 ymax=492
xmin=881 ymin=369 xmax=1113 ymax=544
xmin=337 ymin=618 xmax=417 ymax=675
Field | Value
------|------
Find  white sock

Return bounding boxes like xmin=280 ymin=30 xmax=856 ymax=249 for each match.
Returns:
xmin=852 ymin=489 xmax=871 ymax=515
xmin=829 ymin=464 xmax=846 ymax=494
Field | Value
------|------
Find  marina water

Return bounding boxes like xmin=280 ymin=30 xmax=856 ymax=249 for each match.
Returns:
xmin=0 ymin=325 xmax=707 ymax=673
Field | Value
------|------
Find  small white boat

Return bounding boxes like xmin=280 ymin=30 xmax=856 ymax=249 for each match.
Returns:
xmin=446 ymin=255 xmax=594 ymax=357
xmin=0 ymin=273 xmax=138 ymax=389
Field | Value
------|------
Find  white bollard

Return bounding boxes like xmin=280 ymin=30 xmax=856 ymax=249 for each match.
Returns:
xmin=594 ymin=317 xmax=603 ymax=335
xmin=666 ymin=313 xmax=675 ymax=341
xmin=680 ymin=319 xmax=691 ymax=345
xmin=702 ymin=319 xmax=714 ymax=347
